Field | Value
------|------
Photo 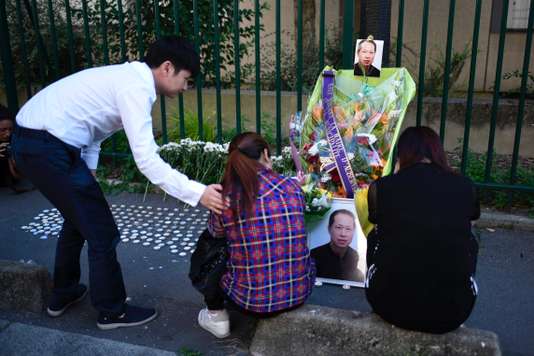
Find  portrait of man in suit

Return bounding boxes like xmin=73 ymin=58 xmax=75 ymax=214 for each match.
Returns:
xmin=310 ymin=206 xmax=366 ymax=284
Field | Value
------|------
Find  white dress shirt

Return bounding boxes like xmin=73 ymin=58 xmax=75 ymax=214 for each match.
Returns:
xmin=16 ymin=61 xmax=206 ymax=206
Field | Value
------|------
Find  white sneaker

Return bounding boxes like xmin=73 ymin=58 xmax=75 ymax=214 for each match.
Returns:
xmin=198 ymin=308 xmax=230 ymax=338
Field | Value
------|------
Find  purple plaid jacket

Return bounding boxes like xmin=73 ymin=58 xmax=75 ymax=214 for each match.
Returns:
xmin=208 ymin=169 xmax=315 ymax=313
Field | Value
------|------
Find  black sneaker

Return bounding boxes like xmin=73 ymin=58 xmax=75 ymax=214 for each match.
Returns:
xmin=47 ymin=284 xmax=88 ymax=317
xmin=96 ymin=304 xmax=158 ymax=330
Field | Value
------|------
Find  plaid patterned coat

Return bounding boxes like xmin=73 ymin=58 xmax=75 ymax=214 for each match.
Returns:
xmin=208 ymin=169 xmax=315 ymax=313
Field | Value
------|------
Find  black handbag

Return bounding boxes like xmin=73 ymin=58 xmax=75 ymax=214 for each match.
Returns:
xmin=188 ymin=229 xmax=228 ymax=297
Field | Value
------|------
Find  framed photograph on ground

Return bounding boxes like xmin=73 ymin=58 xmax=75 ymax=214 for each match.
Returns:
xmin=353 ymin=37 xmax=384 ymax=78
xmin=308 ymin=198 xmax=367 ymax=288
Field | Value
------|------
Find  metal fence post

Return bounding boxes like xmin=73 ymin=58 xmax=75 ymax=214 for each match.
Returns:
xmin=342 ymin=0 xmax=355 ymax=69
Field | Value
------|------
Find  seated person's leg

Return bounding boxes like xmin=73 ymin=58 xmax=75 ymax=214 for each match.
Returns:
xmin=198 ymin=285 xmax=230 ymax=338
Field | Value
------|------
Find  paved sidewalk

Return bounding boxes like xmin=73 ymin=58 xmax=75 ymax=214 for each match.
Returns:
xmin=0 ymin=319 xmax=174 ymax=356
xmin=1 ymin=188 xmax=533 ymax=355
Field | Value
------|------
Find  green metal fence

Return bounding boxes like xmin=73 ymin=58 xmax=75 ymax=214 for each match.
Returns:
xmin=0 ymin=0 xmax=533 ymax=194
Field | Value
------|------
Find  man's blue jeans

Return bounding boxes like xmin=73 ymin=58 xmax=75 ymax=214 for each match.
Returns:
xmin=11 ymin=126 xmax=126 ymax=316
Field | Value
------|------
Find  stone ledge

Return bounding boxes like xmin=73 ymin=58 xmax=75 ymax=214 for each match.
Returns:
xmin=250 ymin=304 xmax=501 ymax=356
xmin=477 ymin=212 xmax=534 ymax=232
xmin=0 ymin=260 xmax=51 ymax=313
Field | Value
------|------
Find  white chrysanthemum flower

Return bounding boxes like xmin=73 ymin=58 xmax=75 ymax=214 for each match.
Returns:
xmin=158 ymin=142 xmax=180 ymax=152
xmin=356 ymin=133 xmax=377 ymax=145
xmin=317 ymin=194 xmax=329 ymax=208
xmin=282 ymin=146 xmax=292 ymax=159
xmin=203 ymin=143 xmax=213 ymax=152
xmin=320 ymin=173 xmax=331 ymax=183
xmin=203 ymin=142 xmax=226 ymax=153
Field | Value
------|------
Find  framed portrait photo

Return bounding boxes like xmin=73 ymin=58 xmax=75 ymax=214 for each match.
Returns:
xmin=308 ymin=198 xmax=367 ymax=288
xmin=353 ymin=37 xmax=384 ymax=78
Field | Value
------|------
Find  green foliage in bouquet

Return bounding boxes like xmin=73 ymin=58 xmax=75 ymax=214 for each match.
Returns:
xmin=302 ymin=184 xmax=333 ymax=228
xmin=271 ymin=146 xmax=297 ymax=177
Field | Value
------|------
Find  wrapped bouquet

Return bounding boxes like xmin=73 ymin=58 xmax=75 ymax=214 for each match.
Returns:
xmin=290 ymin=67 xmax=415 ymax=233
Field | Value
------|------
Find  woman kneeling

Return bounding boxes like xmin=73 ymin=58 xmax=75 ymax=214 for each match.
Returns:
xmin=366 ymin=126 xmax=480 ymax=334
xmin=197 ymin=132 xmax=316 ymax=338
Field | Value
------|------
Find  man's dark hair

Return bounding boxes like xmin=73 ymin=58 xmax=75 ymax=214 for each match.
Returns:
xmin=144 ymin=36 xmax=200 ymax=78
xmin=328 ymin=209 xmax=356 ymax=229
xmin=0 ymin=104 xmax=14 ymax=122
xmin=357 ymin=38 xmax=377 ymax=52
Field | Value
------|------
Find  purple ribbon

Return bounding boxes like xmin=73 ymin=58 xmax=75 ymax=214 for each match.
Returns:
xmin=322 ymin=70 xmax=357 ymax=198
xmin=323 ymin=162 xmax=336 ymax=172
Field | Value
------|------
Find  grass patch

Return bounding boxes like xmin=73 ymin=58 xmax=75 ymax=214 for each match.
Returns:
xmin=177 ymin=347 xmax=202 ymax=356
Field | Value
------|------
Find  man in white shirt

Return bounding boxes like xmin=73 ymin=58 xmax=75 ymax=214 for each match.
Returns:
xmin=11 ymin=36 xmax=225 ymax=330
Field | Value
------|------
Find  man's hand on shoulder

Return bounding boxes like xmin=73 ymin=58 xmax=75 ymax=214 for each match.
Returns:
xmin=199 ymin=184 xmax=226 ymax=214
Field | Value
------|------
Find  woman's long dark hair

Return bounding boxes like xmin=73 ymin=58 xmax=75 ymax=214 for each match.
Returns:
xmin=222 ymin=132 xmax=271 ymax=218
xmin=397 ymin=126 xmax=453 ymax=172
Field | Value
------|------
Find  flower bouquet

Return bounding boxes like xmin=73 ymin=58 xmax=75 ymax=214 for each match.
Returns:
xmin=290 ymin=67 xmax=415 ymax=233
xmin=302 ymin=184 xmax=333 ymax=228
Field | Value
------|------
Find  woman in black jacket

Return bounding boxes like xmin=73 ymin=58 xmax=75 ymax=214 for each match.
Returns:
xmin=366 ymin=126 xmax=480 ymax=334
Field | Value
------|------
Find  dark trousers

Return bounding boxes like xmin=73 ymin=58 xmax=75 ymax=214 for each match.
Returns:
xmin=11 ymin=126 xmax=126 ymax=315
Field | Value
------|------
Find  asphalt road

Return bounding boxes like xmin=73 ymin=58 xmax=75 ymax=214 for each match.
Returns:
xmin=1 ymin=188 xmax=533 ymax=355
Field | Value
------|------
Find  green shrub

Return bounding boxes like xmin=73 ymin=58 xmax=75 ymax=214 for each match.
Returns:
xmin=166 ymin=110 xmax=217 ymax=143
xmin=451 ymin=146 xmax=534 ymax=213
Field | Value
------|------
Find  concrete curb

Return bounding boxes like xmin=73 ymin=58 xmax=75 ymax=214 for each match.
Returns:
xmin=0 ymin=320 xmax=176 ymax=356
xmin=250 ymin=304 xmax=501 ymax=356
xmin=477 ymin=211 xmax=534 ymax=232
xmin=0 ymin=260 xmax=51 ymax=313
